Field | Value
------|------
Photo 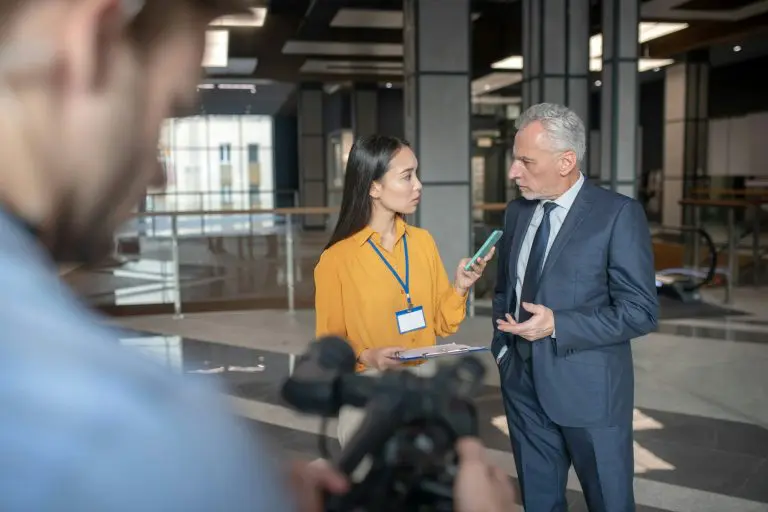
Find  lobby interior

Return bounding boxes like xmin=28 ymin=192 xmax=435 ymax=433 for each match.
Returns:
xmin=63 ymin=1 xmax=768 ymax=510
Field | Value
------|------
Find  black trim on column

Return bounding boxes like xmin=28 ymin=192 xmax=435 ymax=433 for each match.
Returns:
xmin=610 ymin=0 xmax=620 ymax=193
xmin=634 ymin=0 xmax=640 ymax=200
xmin=414 ymin=0 xmax=422 ymax=228
xmin=403 ymin=0 xmax=472 ymax=265
xmin=523 ymin=0 xmax=589 ymax=126
xmin=537 ymin=0 xmax=545 ymax=103
xmin=565 ymin=0 xmax=570 ymax=106
xmin=466 ymin=0 xmax=473 ymax=261
xmin=297 ymin=83 xmax=328 ymax=229
xmin=601 ymin=0 xmax=639 ymax=198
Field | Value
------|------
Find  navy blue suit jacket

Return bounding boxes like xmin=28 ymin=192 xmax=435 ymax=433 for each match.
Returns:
xmin=491 ymin=181 xmax=659 ymax=428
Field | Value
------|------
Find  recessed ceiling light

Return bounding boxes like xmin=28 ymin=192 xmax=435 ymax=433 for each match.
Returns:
xmin=385 ymin=82 xmax=392 ymax=88
xmin=210 ymin=7 xmax=267 ymax=28
xmin=202 ymin=30 xmax=229 ymax=68
xmin=595 ymin=80 xmax=602 ymax=87
xmin=492 ymin=22 xmax=688 ymax=71
xmin=733 ymin=45 xmax=742 ymax=52
xmin=471 ymin=73 xmax=523 ymax=96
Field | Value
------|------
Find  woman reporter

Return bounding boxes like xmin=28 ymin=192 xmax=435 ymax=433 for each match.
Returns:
xmin=313 ymin=135 xmax=494 ymax=448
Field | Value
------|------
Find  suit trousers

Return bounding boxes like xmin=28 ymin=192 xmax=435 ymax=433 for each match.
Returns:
xmin=499 ymin=348 xmax=635 ymax=512
xmin=336 ymin=360 xmax=438 ymax=481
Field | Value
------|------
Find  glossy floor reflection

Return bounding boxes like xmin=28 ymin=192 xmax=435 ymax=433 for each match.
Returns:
xmin=115 ymin=309 xmax=768 ymax=512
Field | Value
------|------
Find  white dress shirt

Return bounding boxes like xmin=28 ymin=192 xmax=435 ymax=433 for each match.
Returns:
xmin=497 ymin=173 xmax=585 ymax=362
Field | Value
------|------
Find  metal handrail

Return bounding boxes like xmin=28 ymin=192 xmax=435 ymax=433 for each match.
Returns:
xmin=680 ymin=198 xmax=765 ymax=297
xmin=131 ymin=206 xmax=339 ymax=218
xmin=653 ymin=225 xmax=717 ymax=292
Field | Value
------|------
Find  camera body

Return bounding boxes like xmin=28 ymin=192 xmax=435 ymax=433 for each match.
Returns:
xmin=281 ymin=337 xmax=486 ymax=512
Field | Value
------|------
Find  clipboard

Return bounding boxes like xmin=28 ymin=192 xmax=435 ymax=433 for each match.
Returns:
xmin=394 ymin=343 xmax=489 ymax=361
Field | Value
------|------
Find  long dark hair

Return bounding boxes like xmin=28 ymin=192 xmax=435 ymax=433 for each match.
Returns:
xmin=325 ymin=134 xmax=410 ymax=250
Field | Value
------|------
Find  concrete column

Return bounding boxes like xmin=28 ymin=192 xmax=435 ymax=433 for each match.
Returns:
xmin=351 ymin=84 xmax=379 ymax=139
xmin=522 ymin=0 xmax=590 ymax=132
xmin=403 ymin=0 xmax=472 ymax=272
xmin=297 ymin=83 xmax=326 ymax=229
xmin=600 ymin=0 xmax=639 ymax=198
xmin=662 ymin=51 xmax=709 ymax=227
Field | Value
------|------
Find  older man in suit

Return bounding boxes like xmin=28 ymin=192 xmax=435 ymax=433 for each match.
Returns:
xmin=491 ymin=103 xmax=659 ymax=512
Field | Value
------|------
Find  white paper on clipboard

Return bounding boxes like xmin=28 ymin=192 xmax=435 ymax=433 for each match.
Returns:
xmin=394 ymin=343 xmax=489 ymax=361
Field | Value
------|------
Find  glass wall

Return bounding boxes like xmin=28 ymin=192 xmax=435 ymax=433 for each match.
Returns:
xmin=158 ymin=115 xmax=275 ymax=212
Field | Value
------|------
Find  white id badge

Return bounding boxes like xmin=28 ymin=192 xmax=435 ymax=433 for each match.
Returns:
xmin=396 ymin=306 xmax=427 ymax=334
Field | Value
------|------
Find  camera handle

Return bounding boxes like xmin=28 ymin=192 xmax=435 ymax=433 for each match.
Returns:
xmin=325 ymin=394 xmax=403 ymax=512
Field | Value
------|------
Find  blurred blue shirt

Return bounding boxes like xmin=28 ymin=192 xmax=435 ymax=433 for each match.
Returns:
xmin=0 ymin=210 xmax=294 ymax=511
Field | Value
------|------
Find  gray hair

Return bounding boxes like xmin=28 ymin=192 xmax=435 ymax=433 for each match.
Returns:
xmin=515 ymin=103 xmax=586 ymax=165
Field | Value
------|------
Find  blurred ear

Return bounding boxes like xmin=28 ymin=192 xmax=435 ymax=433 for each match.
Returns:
xmin=59 ymin=0 xmax=126 ymax=94
xmin=558 ymin=150 xmax=577 ymax=176
xmin=370 ymin=180 xmax=383 ymax=199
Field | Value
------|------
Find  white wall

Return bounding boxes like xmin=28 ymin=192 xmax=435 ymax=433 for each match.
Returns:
xmin=708 ymin=112 xmax=768 ymax=177
xmin=160 ymin=115 xmax=275 ymax=210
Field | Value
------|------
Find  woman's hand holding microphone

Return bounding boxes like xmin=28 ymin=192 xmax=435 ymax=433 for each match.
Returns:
xmin=454 ymin=247 xmax=496 ymax=296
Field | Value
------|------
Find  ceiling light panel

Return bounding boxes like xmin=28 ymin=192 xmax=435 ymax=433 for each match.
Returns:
xmin=637 ymin=58 xmax=675 ymax=72
xmin=472 ymin=72 xmax=523 ymax=96
xmin=283 ymin=41 xmax=403 ymax=57
xmin=300 ymin=59 xmax=403 ymax=75
xmin=330 ymin=8 xmax=480 ymax=28
xmin=472 ymin=95 xmax=522 ymax=105
xmin=491 ymin=55 xmax=523 ymax=70
xmin=588 ymin=57 xmax=675 ymax=71
xmin=491 ymin=22 xmax=687 ymax=71
xmin=638 ymin=22 xmax=688 ymax=43
xmin=204 ymin=57 xmax=258 ymax=75
xmin=210 ymin=7 xmax=267 ymax=27
xmin=330 ymin=9 xmax=403 ymax=29
xmin=590 ymin=22 xmax=688 ymax=58
xmin=202 ymin=30 xmax=229 ymax=68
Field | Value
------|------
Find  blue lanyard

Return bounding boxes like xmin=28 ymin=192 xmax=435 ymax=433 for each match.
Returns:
xmin=367 ymin=235 xmax=413 ymax=309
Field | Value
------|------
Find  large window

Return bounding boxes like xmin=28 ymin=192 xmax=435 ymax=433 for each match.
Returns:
xmin=159 ymin=115 xmax=274 ymax=211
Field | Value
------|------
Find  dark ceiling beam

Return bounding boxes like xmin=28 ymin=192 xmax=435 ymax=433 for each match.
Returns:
xmin=225 ymin=12 xmax=306 ymax=80
xmin=297 ymin=0 xmax=339 ymax=38
xmin=646 ymin=14 xmax=768 ymax=57
xmin=265 ymin=0 xmax=312 ymax=15
xmin=471 ymin=3 xmax=521 ymax=77
xmin=219 ymin=0 xmax=588 ymax=83
xmin=297 ymin=26 xmax=402 ymax=43
xmin=274 ymin=0 xmax=406 ymax=84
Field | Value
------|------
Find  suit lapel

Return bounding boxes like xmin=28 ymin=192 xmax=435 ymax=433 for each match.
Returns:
xmin=540 ymin=183 xmax=594 ymax=280
xmin=507 ymin=201 xmax=536 ymax=285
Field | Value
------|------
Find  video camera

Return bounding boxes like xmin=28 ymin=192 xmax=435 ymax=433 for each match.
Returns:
xmin=280 ymin=337 xmax=486 ymax=512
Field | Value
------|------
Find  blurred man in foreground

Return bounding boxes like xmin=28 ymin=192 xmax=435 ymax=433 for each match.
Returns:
xmin=0 ymin=1 xmax=515 ymax=510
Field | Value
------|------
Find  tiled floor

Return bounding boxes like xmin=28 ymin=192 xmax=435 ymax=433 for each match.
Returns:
xmin=112 ymin=286 xmax=768 ymax=512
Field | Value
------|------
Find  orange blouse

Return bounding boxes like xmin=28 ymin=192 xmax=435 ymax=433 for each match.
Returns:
xmin=314 ymin=217 xmax=468 ymax=371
